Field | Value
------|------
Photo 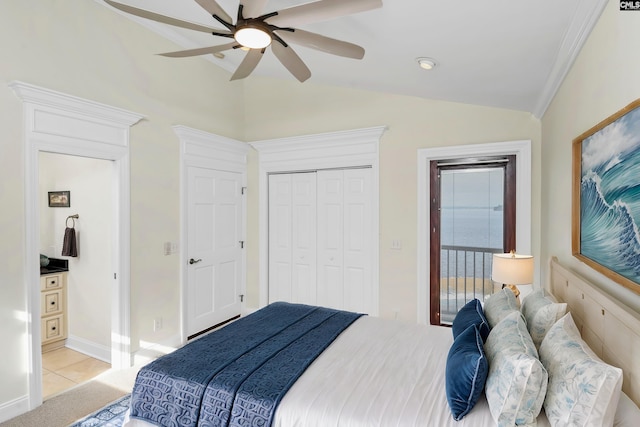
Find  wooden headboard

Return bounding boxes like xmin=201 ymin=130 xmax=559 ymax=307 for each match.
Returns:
xmin=549 ymin=257 xmax=640 ymax=406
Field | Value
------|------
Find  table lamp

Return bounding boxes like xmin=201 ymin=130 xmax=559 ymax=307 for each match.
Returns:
xmin=492 ymin=251 xmax=534 ymax=303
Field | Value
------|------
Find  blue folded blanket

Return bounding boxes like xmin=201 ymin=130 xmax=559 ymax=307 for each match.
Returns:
xmin=130 ymin=302 xmax=363 ymax=427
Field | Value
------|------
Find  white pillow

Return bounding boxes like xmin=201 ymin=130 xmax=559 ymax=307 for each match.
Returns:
xmin=484 ymin=287 xmax=521 ymax=328
xmin=614 ymin=392 xmax=640 ymax=427
xmin=539 ymin=313 xmax=623 ymax=427
xmin=484 ymin=311 xmax=547 ymax=426
xmin=520 ymin=289 xmax=567 ymax=349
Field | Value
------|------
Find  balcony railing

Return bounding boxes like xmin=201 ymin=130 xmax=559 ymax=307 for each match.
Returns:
xmin=440 ymin=244 xmax=503 ymax=324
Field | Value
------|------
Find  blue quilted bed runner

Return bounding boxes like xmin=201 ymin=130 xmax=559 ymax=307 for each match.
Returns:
xmin=129 ymin=302 xmax=364 ymax=427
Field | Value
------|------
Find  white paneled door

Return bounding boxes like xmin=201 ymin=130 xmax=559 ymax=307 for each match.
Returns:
xmin=318 ymin=169 xmax=373 ymax=313
xmin=186 ymin=166 xmax=243 ymax=337
xmin=268 ymin=172 xmax=317 ymax=305
xmin=268 ymin=168 xmax=373 ymax=314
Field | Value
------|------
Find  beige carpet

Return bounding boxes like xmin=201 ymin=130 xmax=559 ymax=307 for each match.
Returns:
xmin=1 ymin=365 xmax=140 ymax=427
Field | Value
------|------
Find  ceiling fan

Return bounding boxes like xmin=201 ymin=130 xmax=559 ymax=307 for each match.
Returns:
xmin=104 ymin=0 xmax=382 ymax=82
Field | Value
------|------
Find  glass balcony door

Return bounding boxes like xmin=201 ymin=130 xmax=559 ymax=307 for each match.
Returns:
xmin=430 ymin=156 xmax=516 ymax=325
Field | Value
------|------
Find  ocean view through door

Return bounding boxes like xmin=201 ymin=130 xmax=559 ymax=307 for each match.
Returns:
xmin=430 ymin=156 xmax=516 ymax=325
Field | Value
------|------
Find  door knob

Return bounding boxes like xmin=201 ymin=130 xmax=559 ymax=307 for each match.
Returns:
xmin=189 ymin=258 xmax=202 ymax=265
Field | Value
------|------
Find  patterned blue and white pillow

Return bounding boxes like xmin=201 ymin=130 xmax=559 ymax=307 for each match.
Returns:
xmin=539 ymin=313 xmax=622 ymax=427
xmin=521 ymin=289 xmax=567 ymax=349
xmin=484 ymin=287 xmax=521 ymax=329
xmin=484 ymin=310 xmax=537 ymax=361
xmin=484 ymin=311 xmax=548 ymax=426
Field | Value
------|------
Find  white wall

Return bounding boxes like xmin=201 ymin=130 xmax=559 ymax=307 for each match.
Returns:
xmin=541 ymin=0 xmax=640 ymax=312
xmin=242 ymin=80 xmax=542 ymax=321
xmin=39 ymin=153 xmax=112 ymax=355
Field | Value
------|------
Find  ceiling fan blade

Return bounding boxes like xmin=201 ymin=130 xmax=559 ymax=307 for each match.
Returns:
xmin=230 ymin=49 xmax=265 ymax=80
xmin=266 ymin=0 xmax=382 ymax=27
xmin=271 ymin=42 xmax=311 ymax=82
xmin=104 ymin=0 xmax=218 ymax=33
xmin=239 ymin=0 xmax=269 ymax=18
xmin=159 ymin=42 xmax=238 ymax=58
xmin=194 ymin=0 xmax=233 ymax=24
xmin=276 ymin=29 xmax=365 ymax=59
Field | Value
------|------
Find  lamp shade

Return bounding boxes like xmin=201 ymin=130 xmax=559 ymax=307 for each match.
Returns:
xmin=492 ymin=253 xmax=534 ymax=285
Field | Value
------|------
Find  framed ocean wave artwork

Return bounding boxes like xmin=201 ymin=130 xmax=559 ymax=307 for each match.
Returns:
xmin=572 ymin=98 xmax=640 ymax=293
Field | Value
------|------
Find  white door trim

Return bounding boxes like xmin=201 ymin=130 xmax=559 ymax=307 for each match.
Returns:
xmin=250 ymin=126 xmax=386 ymax=313
xmin=416 ymin=140 xmax=532 ymax=324
xmin=9 ymin=81 xmax=143 ymax=410
xmin=173 ymin=125 xmax=250 ymax=343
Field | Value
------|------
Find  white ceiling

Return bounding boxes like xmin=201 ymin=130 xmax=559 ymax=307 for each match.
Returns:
xmin=100 ymin=0 xmax=608 ymax=118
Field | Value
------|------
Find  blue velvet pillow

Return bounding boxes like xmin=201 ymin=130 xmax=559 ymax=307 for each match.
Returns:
xmin=452 ymin=298 xmax=490 ymax=342
xmin=446 ymin=324 xmax=489 ymax=421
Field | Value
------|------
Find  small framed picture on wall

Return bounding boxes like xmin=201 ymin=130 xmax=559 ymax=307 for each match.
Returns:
xmin=48 ymin=190 xmax=70 ymax=207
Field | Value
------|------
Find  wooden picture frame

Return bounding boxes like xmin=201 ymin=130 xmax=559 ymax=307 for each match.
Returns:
xmin=48 ymin=190 xmax=70 ymax=208
xmin=572 ymin=98 xmax=640 ymax=294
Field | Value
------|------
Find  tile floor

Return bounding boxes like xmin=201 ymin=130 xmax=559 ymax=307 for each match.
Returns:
xmin=42 ymin=347 xmax=111 ymax=399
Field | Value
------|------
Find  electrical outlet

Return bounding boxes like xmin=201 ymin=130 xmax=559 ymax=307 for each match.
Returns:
xmin=153 ymin=317 xmax=163 ymax=331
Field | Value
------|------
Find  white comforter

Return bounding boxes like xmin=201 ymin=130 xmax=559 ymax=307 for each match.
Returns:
xmin=126 ymin=316 xmax=551 ymax=427
xmin=273 ymin=316 xmax=510 ymax=427
xmin=123 ymin=313 xmax=640 ymax=427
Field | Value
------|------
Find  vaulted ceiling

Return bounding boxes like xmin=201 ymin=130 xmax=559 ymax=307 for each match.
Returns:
xmin=100 ymin=0 xmax=608 ymax=118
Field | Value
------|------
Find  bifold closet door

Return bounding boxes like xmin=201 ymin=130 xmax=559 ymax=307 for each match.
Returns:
xmin=268 ymin=172 xmax=317 ymax=305
xmin=317 ymin=168 xmax=373 ymax=313
xmin=268 ymin=168 xmax=373 ymax=313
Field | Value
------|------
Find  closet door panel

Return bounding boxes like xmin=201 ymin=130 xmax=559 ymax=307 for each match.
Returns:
xmin=292 ymin=173 xmax=317 ymax=305
xmin=317 ymin=170 xmax=344 ymax=310
xmin=344 ymin=267 xmax=365 ymax=313
xmin=268 ymin=174 xmax=293 ymax=303
xmin=268 ymin=168 xmax=373 ymax=314
xmin=343 ymin=168 xmax=373 ymax=313
xmin=269 ymin=173 xmax=317 ymax=305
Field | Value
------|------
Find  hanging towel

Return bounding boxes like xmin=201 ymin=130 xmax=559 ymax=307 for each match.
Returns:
xmin=62 ymin=227 xmax=78 ymax=257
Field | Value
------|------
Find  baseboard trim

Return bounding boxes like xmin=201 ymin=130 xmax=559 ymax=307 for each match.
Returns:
xmin=0 ymin=394 xmax=30 ymax=423
xmin=65 ymin=335 xmax=111 ymax=363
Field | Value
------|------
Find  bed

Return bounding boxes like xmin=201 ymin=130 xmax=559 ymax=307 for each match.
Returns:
xmin=123 ymin=257 xmax=640 ymax=426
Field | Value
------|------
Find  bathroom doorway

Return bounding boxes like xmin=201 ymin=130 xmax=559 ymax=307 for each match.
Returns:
xmin=11 ymin=81 xmax=141 ymax=409
xmin=39 ymin=152 xmax=113 ymax=399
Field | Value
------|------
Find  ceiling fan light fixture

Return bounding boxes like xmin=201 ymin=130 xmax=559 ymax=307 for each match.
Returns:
xmin=104 ymin=0 xmax=382 ymax=82
xmin=234 ymin=24 xmax=272 ymax=49
xmin=417 ymin=57 xmax=436 ymax=70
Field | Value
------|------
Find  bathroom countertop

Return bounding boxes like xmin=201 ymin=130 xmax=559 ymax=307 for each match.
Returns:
xmin=40 ymin=257 xmax=69 ymax=275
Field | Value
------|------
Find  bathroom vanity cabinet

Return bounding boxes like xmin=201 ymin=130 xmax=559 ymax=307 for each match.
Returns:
xmin=41 ymin=272 xmax=68 ymax=351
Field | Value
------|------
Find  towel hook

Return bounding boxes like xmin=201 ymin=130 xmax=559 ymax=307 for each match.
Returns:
xmin=66 ymin=214 xmax=79 ymax=228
